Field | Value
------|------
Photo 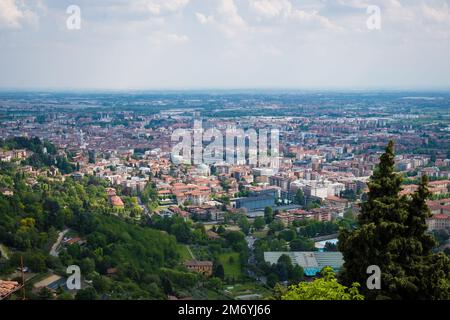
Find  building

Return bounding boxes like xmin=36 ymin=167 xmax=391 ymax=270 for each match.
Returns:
xmin=427 ymin=214 xmax=450 ymax=231
xmin=184 ymin=261 xmax=213 ymax=276
xmin=0 ymin=280 xmax=21 ymax=300
xmin=264 ymin=251 xmax=344 ymax=277
xmin=234 ymin=195 xmax=275 ymax=212
xmin=33 ymin=275 xmax=63 ymax=291
xmin=110 ymin=195 xmax=125 ymax=208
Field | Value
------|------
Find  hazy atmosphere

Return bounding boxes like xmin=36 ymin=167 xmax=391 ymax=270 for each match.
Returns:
xmin=1 ymin=0 xmax=450 ymax=90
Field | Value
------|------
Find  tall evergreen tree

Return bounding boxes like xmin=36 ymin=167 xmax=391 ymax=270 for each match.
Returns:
xmin=338 ymin=141 xmax=450 ymax=299
xmin=402 ymin=175 xmax=450 ymax=299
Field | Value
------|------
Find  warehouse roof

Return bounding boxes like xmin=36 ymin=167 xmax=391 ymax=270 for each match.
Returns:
xmin=264 ymin=251 xmax=344 ymax=277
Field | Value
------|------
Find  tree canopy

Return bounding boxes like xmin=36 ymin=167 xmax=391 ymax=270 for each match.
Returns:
xmin=339 ymin=141 xmax=450 ymax=300
xmin=282 ymin=267 xmax=363 ymax=300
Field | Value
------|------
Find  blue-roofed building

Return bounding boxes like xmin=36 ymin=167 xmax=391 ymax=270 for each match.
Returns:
xmin=263 ymin=251 xmax=344 ymax=277
xmin=234 ymin=195 xmax=275 ymax=212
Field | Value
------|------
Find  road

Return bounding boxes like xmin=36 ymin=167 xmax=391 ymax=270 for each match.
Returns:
xmin=50 ymin=229 xmax=69 ymax=257
xmin=137 ymin=196 xmax=150 ymax=218
xmin=245 ymin=235 xmax=258 ymax=278
xmin=311 ymin=233 xmax=339 ymax=242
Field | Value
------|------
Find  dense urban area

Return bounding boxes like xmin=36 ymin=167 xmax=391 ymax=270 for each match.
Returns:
xmin=0 ymin=91 xmax=449 ymax=300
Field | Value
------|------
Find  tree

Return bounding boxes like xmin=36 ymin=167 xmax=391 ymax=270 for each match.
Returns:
xmin=170 ymin=222 xmax=192 ymax=243
xmin=343 ymin=208 xmax=355 ymax=220
xmin=279 ymin=229 xmax=296 ymax=242
xmin=264 ymin=207 xmax=273 ymax=224
xmin=289 ymin=238 xmax=315 ymax=252
xmin=282 ymin=267 xmax=364 ymax=300
xmin=213 ymin=264 xmax=225 ymax=280
xmin=275 ymin=254 xmax=294 ymax=282
xmin=339 ymin=141 xmax=450 ymax=300
xmin=253 ymin=217 xmax=265 ymax=230
xmin=80 ymin=257 xmax=96 ymax=276
xmin=57 ymin=292 xmax=74 ymax=300
xmin=324 ymin=242 xmax=338 ymax=252
xmin=267 ymin=273 xmax=279 ymax=288
xmin=432 ymin=229 xmax=450 ymax=246
xmin=38 ymin=287 xmax=53 ymax=300
xmin=207 ymin=277 xmax=223 ymax=291
xmin=75 ymin=287 xmax=98 ymax=300
xmin=238 ymin=215 xmax=250 ymax=235
xmin=291 ymin=265 xmax=304 ymax=283
xmin=294 ymin=189 xmax=305 ymax=206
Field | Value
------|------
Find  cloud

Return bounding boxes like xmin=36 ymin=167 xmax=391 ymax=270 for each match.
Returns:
xmin=248 ymin=0 xmax=342 ymax=31
xmin=0 ymin=0 xmax=37 ymax=29
xmin=195 ymin=12 xmax=214 ymax=25
xmin=248 ymin=0 xmax=293 ymax=18
xmin=149 ymin=30 xmax=189 ymax=47
xmin=217 ymin=0 xmax=248 ymax=37
xmin=422 ymin=2 xmax=450 ymax=24
xmin=196 ymin=0 xmax=248 ymax=39
xmin=131 ymin=0 xmax=190 ymax=15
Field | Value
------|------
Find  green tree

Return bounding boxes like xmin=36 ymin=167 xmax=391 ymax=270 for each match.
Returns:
xmin=170 ymin=222 xmax=192 ymax=243
xmin=289 ymin=238 xmax=315 ymax=251
xmin=339 ymin=141 xmax=450 ymax=300
xmin=253 ymin=217 xmax=265 ymax=230
xmin=294 ymin=189 xmax=305 ymax=206
xmin=213 ymin=264 xmax=225 ymax=280
xmin=264 ymin=207 xmax=273 ymax=224
xmin=279 ymin=229 xmax=296 ymax=242
xmin=75 ymin=287 xmax=98 ymax=300
xmin=238 ymin=215 xmax=250 ymax=235
xmin=267 ymin=273 xmax=279 ymax=288
xmin=282 ymin=267 xmax=364 ymax=300
xmin=57 ymin=292 xmax=74 ymax=300
xmin=38 ymin=287 xmax=53 ymax=300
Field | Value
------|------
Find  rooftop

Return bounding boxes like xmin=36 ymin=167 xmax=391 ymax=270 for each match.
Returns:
xmin=264 ymin=251 xmax=344 ymax=277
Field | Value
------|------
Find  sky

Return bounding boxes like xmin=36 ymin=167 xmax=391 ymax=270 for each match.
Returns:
xmin=1 ymin=0 xmax=450 ymax=90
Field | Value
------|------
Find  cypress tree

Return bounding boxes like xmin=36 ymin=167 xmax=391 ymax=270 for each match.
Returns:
xmin=338 ymin=141 xmax=450 ymax=299
xmin=402 ymin=175 xmax=450 ymax=299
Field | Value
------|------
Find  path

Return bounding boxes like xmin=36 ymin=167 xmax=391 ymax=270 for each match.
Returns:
xmin=50 ymin=229 xmax=69 ymax=257
xmin=186 ymin=245 xmax=196 ymax=260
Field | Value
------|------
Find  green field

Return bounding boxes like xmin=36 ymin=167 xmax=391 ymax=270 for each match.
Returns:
xmin=253 ymin=229 xmax=268 ymax=239
xmin=218 ymin=252 xmax=242 ymax=278
xmin=177 ymin=245 xmax=193 ymax=261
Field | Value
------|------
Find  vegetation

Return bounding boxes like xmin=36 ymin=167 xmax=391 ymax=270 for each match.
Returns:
xmin=0 ymin=137 xmax=75 ymax=174
xmin=218 ymin=252 xmax=242 ymax=279
xmin=282 ymin=267 xmax=363 ymax=300
xmin=339 ymin=141 xmax=450 ymax=300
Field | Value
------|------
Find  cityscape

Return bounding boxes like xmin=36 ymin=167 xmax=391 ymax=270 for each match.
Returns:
xmin=0 ymin=0 xmax=450 ymax=306
xmin=0 ymin=91 xmax=449 ymax=301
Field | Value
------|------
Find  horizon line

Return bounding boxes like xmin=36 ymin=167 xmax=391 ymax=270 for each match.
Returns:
xmin=2 ymin=87 xmax=450 ymax=93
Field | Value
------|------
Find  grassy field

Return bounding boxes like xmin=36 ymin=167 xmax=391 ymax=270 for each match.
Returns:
xmin=218 ymin=252 xmax=242 ymax=278
xmin=177 ymin=245 xmax=193 ymax=261
xmin=253 ymin=229 xmax=268 ymax=239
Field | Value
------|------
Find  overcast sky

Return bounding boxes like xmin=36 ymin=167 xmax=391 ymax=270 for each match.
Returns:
xmin=1 ymin=0 xmax=450 ymax=90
